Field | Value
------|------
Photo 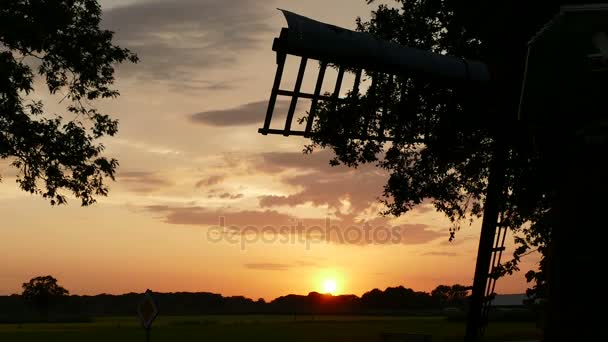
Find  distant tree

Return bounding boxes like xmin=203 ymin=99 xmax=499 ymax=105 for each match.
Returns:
xmin=21 ymin=275 xmax=69 ymax=314
xmin=360 ymin=288 xmax=384 ymax=308
xmin=361 ymin=286 xmax=435 ymax=310
xmin=0 ymin=0 xmax=138 ymax=205
xmin=431 ymin=285 xmax=451 ymax=306
xmin=432 ymin=284 xmax=471 ymax=307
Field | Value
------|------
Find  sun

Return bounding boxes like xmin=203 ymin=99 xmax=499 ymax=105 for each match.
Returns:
xmin=322 ymin=279 xmax=338 ymax=294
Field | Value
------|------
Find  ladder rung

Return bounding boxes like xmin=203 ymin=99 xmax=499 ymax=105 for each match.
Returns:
xmin=491 ymin=247 xmax=506 ymax=252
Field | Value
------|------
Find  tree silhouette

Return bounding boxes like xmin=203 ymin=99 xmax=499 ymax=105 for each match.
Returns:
xmin=0 ymin=0 xmax=137 ymax=205
xmin=22 ymin=275 xmax=69 ymax=314
xmin=431 ymin=284 xmax=471 ymax=308
xmin=307 ymin=0 xmax=600 ymax=306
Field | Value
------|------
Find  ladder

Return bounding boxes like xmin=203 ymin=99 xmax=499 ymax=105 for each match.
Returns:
xmin=479 ymin=210 xmax=509 ymax=335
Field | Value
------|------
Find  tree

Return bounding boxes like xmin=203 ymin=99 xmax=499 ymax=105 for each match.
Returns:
xmin=432 ymin=284 xmax=471 ymax=308
xmin=1 ymin=0 xmax=138 ymax=205
xmin=21 ymin=275 xmax=69 ymax=313
xmin=306 ymin=1 xmax=605 ymax=337
xmin=308 ymin=0 xmax=599 ymax=299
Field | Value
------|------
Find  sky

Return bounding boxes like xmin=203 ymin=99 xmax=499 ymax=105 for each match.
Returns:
xmin=0 ymin=0 xmax=539 ymax=300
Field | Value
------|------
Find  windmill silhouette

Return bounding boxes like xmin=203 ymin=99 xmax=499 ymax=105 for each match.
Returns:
xmin=259 ymin=6 xmax=608 ymax=341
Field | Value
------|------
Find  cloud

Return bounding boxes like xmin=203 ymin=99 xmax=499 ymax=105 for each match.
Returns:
xmin=118 ymin=171 xmax=172 ymax=193
xmin=294 ymin=259 xmax=320 ymax=267
xmin=102 ymin=0 xmax=275 ymax=89
xmin=195 ymin=175 xmax=225 ymax=188
xmin=438 ymin=235 xmax=475 ymax=246
xmin=256 ymin=151 xmax=387 ymax=213
xmin=144 ymin=205 xmax=443 ymax=245
xmin=413 ymin=203 xmax=435 ymax=214
xmin=146 ymin=205 xmax=299 ymax=227
xmin=191 ymin=101 xmax=289 ymax=127
xmin=421 ymin=251 xmax=460 ymax=257
xmin=251 ymin=150 xmax=438 ymax=224
xmin=244 ymin=263 xmax=290 ymax=271
xmin=136 ymin=149 xmax=445 ymax=246
xmin=217 ymin=193 xmax=244 ymax=200
xmin=258 ymin=170 xmax=384 ymax=212
xmin=244 ymin=260 xmax=319 ymax=271
xmin=255 ymin=150 xmax=341 ymax=174
xmin=206 ymin=192 xmax=245 ymax=200
xmin=388 ymin=224 xmax=444 ymax=245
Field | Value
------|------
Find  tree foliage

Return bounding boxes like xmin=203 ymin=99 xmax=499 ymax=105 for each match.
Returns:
xmin=0 ymin=0 xmax=137 ymax=205
xmin=431 ymin=284 xmax=471 ymax=307
xmin=306 ymin=0 xmax=599 ymax=300
xmin=21 ymin=275 xmax=69 ymax=312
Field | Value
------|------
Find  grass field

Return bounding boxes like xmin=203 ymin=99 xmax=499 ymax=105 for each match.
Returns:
xmin=0 ymin=315 xmax=539 ymax=341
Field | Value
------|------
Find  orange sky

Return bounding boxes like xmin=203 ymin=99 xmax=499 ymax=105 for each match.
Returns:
xmin=0 ymin=0 xmax=539 ymax=300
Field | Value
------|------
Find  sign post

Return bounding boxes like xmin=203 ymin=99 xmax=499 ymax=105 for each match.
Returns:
xmin=137 ymin=289 xmax=159 ymax=342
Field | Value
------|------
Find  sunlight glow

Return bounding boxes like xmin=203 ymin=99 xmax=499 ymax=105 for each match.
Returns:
xmin=322 ymin=279 xmax=338 ymax=294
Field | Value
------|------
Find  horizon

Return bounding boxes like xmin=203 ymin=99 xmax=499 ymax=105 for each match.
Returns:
xmin=0 ymin=0 xmax=539 ymax=301
xmin=1 ymin=280 xmax=527 ymax=301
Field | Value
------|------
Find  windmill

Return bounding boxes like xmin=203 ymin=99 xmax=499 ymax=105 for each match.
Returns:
xmin=518 ymin=5 xmax=608 ymax=340
xmin=258 ymin=6 xmax=608 ymax=341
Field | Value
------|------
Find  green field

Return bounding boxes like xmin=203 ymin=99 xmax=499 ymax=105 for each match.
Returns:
xmin=0 ymin=315 xmax=538 ymax=341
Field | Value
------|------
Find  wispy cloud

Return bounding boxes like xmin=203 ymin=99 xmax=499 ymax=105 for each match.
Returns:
xmin=244 ymin=263 xmax=290 ymax=271
xmin=217 ymin=193 xmax=245 ymax=200
xmin=144 ymin=205 xmax=444 ymax=246
xmin=103 ymin=0 xmax=275 ymax=89
xmin=191 ymin=101 xmax=289 ymax=127
xmin=421 ymin=251 xmax=460 ymax=257
xmin=255 ymin=150 xmax=387 ymax=213
xmin=111 ymin=138 xmax=183 ymax=156
xmin=244 ymin=260 xmax=319 ymax=271
xmin=195 ymin=175 xmax=226 ymax=188
xmin=118 ymin=171 xmax=173 ymax=193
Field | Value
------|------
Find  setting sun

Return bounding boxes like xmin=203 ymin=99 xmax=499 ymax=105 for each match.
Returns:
xmin=322 ymin=279 xmax=338 ymax=294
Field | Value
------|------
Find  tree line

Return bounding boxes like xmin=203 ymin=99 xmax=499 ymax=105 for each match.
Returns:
xmin=0 ymin=276 xmax=473 ymax=322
